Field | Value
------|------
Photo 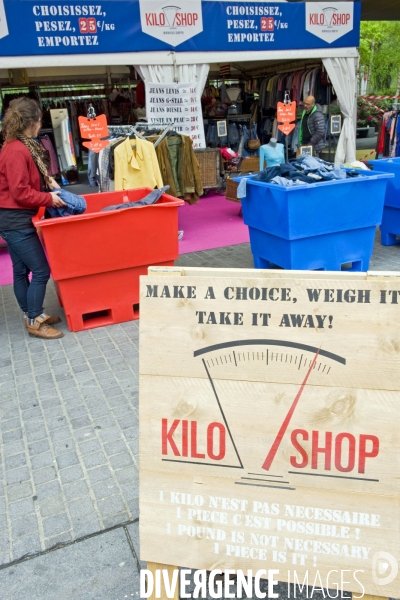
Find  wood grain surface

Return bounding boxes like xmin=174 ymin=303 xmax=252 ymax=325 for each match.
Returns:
xmin=139 ymin=268 xmax=400 ymax=597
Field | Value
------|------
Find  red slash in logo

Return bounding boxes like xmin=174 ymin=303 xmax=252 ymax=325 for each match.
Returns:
xmin=262 ymin=347 xmax=320 ymax=470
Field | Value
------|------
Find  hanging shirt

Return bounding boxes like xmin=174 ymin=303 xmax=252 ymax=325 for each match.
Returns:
xmin=114 ymin=136 xmax=163 ymax=191
xmin=259 ymin=143 xmax=285 ymax=170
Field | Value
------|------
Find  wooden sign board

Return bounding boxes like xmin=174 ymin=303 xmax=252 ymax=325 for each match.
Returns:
xmin=139 ymin=267 xmax=400 ymax=597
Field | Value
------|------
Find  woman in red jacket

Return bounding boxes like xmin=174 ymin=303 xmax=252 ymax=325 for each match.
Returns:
xmin=0 ymin=98 xmax=66 ymax=339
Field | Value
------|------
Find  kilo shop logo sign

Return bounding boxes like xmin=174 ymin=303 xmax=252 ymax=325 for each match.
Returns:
xmin=139 ymin=0 xmax=203 ymax=47
xmin=162 ymin=346 xmax=380 ymax=478
xmin=306 ymin=2 xmax=353 ymax=44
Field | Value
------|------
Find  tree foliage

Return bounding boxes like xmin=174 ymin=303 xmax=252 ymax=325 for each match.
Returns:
xmin=360 ymin=21 xmax=400 ymax=94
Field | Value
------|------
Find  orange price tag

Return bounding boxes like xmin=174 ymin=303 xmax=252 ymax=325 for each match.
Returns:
xmin=278 ymin=123 xmax=296 ymax=136
xmin=82 ymin=139 xmax=110 ymax=152
xmin=78 ymin=115 xmax=109 ymax=153
xmin=277 ymin=101 xmax=297 ymax=124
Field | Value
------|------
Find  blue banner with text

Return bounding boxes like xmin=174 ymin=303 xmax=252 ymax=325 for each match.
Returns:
xmin=0 ymin=1 xmax=360 ymax=56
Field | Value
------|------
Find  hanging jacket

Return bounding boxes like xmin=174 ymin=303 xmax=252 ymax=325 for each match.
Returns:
xmin=299 ymin=104 xmax=326 ymax=152
xmin=114 ymin=136 xmax=163 ymax=191
xmin=152 ymin=134 xmax=203 ymax=205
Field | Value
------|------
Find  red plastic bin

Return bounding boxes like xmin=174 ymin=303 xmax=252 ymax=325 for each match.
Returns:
xmin=33 ymin=188 xmax=184 ymax=332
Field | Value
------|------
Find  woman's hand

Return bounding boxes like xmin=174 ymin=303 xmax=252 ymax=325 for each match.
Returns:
xmin=48 ymin=177 xmax=60 ymax=190
xmin=50 ymin=191 xmax=66 ymax=207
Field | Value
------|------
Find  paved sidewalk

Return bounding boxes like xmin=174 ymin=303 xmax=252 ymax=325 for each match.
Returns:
xmin=0 ymin=229 xmax=399 ymax=598
xmin=0 ymin=290 xmax=140 ymax=564
xmin=0 ymin=522 xmax=142 ymax=600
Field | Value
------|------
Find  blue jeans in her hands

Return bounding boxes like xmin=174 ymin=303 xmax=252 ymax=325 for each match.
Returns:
xmin=0 ymin=228 xmax=50 ymax=319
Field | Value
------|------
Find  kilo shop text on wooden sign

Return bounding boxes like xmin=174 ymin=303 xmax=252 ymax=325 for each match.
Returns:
xmin=139 ymin=267 xmax=400 ymax=597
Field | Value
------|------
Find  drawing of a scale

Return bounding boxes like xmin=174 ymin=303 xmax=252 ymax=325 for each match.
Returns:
xmin=162 ymin=339 xmax=379 ymax=493
xmin=162 ymin=5 xmax=180 ymax=28
xmin=322 ymin=6 xmax=338 ymax=27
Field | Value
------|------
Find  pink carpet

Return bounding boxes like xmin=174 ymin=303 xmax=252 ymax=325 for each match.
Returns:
xmin=0 ymin=247 xmax=13 ymax=287
xmin=178 ymin=193 xmax=249 ymax=254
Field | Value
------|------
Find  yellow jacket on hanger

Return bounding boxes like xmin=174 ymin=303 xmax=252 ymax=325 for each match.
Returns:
xmin=114 ymin=136 xmax=163 ymax=191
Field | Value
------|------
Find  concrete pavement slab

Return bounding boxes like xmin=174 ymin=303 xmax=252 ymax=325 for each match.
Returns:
xmin=0 ymin=528 xmax=140 ymax=600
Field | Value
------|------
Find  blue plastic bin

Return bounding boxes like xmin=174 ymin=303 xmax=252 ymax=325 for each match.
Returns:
xmin=235 ymin=170 xmax=393 ymax=271
xmin=368 ymin=158 xmax=400 ymax=246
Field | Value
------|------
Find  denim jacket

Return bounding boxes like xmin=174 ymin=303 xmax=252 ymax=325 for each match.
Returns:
xmin=46 ymin=189 xmax=86 ymax=218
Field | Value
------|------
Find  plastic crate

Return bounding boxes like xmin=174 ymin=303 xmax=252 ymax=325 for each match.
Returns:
xmin=234 ymin=171 xmax=393 ymax=271
xmin=33 ymin=188 xmax=184 ymax=332
xmin=368 ymin=158 xmax=400 ymax=246
xmin=250 ymin=226 xmax=377 ymax=271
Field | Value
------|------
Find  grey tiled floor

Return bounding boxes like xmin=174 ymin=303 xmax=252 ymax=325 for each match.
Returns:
xmin=0 ymin=287 xmax=139 ymax=566
xmin=0 ymin=229 xmax=399 ymax=598
xmin=0 ymin=526 xmax=141 ymax=600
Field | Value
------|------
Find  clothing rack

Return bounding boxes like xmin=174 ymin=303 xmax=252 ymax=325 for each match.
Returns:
xmin=42 ymin=94 xmax=107 ymax=102
xmin=227 ymin=115 xmax=251 ymax=121
xmin=205 ymin=115 xmax=251 ymax=125
xmin=107 ymin=124 xmax=152 ymax=142
xmin=131 ymin=121 xmax=175 ymax=148
xmin=106 ymin=122 xmax=175 ymax=149
xmin=245 ymin=61 xmax=322 ymax=78
xmin=376 ymin=108 xmax=400 ymax=158
xmin=107 ymin=124 xmax=135 ymax=135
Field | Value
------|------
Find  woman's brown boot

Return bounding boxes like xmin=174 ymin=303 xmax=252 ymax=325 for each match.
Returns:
xmin=24 ymin=312 xmax=61 ymax=327
xmin=26 ymin=314 xmax=64 ymax=339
